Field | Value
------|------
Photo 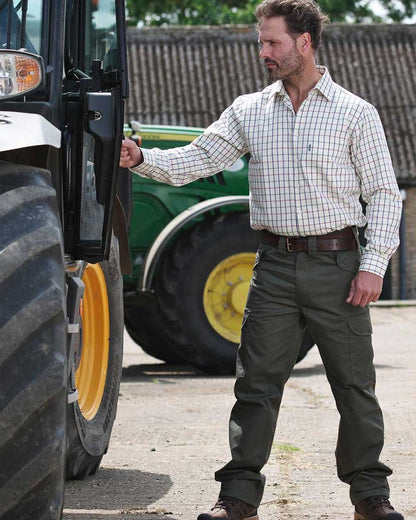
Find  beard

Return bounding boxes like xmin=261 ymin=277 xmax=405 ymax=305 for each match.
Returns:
xmin=265 ymin=46 xmax=304 ymax=83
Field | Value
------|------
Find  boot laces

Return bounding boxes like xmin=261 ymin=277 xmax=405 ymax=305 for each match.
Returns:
xmin=366 ymin=496 xmax=393 ymax=510
xmin=212 ymin=497 xmax=241 ymax=512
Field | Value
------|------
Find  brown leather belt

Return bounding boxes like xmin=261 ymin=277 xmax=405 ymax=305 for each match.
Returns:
xmin=262 ymin=227 xmax=357 ymax=252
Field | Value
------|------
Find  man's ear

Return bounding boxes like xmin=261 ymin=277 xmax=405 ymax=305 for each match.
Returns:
xmin=297 ymin=32 xmax=312 ymax=53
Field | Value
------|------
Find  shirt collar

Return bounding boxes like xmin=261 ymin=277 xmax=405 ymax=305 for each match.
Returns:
xmin=268 ymin=66 xmax=336 ymax=102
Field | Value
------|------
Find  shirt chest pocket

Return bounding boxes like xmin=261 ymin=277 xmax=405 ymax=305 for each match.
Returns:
xmin=301 ymin=135 xmax=351 ymax=167
xmin=299 ymin=136 xmax=357 ymax=189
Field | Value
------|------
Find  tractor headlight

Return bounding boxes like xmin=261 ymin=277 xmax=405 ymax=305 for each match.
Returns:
xmin=0 ymin=50 xmax=43 ymax=100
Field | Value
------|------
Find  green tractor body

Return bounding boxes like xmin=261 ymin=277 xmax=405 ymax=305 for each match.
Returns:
xmin=124 ymin=124 xmax=250 ymax=289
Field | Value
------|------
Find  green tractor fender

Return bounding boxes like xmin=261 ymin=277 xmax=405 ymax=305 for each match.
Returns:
xmin=141 ymin=195 xmax=250 ymax=292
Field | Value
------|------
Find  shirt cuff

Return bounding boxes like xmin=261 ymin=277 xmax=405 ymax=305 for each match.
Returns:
xmin=129 ymin=149 xmax=158 ymax=176
xmin=359 ymin=251 xmax=390 ymax=278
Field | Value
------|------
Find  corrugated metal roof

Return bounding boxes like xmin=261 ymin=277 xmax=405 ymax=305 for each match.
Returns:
xmin=126 ymin=24 xmax=416 ymax=181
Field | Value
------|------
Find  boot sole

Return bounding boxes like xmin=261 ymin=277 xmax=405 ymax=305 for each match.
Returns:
xmin=354 ymin=513 xmax=366 ymax=520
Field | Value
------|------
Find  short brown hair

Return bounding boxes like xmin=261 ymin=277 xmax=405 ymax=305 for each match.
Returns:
xmin=255 ymin=0 xmax=329 ymax=50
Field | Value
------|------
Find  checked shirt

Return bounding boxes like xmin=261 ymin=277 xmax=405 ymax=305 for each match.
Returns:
xmin=131 ymin=67 xmax=402 ymax=277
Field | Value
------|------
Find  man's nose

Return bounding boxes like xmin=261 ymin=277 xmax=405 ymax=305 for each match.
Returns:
xmin=259 ymin=45 xmax=269 ymax=59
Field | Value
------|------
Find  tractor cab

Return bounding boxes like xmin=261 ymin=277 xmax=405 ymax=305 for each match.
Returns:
xmin=0 ymin=0 xmax=128 ymax=262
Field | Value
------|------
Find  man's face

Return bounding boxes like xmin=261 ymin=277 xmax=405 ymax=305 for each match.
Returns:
xmin=258 ymin=16 xmax=304 ymax=82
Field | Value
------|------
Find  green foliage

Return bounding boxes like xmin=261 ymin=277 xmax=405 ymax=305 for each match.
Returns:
xmin=274 ymin=442 xmax=301 ymax=453
xmin=126 ymin=0 xmax=416 ymax=26
xmin=126 ymin=0 xmax=257 ymax=26
xmin=380 ymin=0 xmax=416 ymax=21
xmin=318 ymin=0 xmax=376 ymax=22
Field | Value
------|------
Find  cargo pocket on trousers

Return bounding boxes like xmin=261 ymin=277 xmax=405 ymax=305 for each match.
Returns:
xmin=347 ymin=313 xmax=375 ymax=386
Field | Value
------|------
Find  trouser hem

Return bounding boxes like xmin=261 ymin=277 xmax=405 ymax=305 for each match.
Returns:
xmin=219 ymin=479 xmax=264 ymax=508
xmin=350 ymin=487 xmax=390 ymax=505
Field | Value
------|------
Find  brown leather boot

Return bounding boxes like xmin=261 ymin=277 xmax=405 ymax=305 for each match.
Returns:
xmin=197 ymin=496 xmax=258 ymax=520
xmin=354 ymin=496 xmax=404 ymax=520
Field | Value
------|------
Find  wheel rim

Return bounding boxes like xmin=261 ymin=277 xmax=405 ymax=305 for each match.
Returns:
xmin=75 ymin=263 xmax=110 ymax=421
xmin=203 ymin=252 xmax=256 ymax=343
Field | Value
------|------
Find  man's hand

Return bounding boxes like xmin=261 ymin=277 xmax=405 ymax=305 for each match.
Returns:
xmin=346 ymin=271 xmax=383 ymax=307
xmin=120 ymin=138 xmax=143 ymax=168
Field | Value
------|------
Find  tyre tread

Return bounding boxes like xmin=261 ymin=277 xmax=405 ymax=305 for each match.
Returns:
xmin=0 ymin=163 xmax=66 ymax=520
xmin=157 ymin=213 xmax=256 ymax=372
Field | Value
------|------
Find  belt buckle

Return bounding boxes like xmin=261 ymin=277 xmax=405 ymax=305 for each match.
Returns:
xmin=286 ymin=237 xmax=293 ymax=252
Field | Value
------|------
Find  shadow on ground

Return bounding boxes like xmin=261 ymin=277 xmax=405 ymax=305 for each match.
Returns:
xmin=122 ymin=359 xmax=399 ymax=383
xmin=122 ymin=363 xmax=225 ymax=382
xmin=292 ymin=362 xmax=398 ymax=378
xmin=64 ymin=468 xmax=176 ymax=519
xmin=292 ymin=363 xmax=326 ymax=377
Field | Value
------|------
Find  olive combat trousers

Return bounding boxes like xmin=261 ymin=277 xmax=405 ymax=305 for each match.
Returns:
xmin=215 ymin=237 xmax=392 ymax=507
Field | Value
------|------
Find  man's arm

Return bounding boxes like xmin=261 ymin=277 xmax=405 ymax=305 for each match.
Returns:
xmin=120 ymin=99 xmax=249 ymax=186
xmin=347 ymin=104 xmax=402 ymax=307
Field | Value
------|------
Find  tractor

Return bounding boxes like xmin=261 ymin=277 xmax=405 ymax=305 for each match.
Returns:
xmin=0 ymin=1 xmax=130 ymax=518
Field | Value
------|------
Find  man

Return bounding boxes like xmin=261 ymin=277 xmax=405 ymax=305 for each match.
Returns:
xmin=120 ymin=1 xmax=403 ymax=518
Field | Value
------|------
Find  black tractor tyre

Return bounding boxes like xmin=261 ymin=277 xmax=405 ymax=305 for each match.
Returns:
xmin=157 ymin=213 xmax=315 ymax=374
xmin=0 ymin=162 xmax=67 ymax=520
xmin=65 ymin=236 xmax=124 ymax=480
xmin=124 ymin=305 xmax=186 ymax=365
xmin=157 ymin=213 xmax=259 ymax=374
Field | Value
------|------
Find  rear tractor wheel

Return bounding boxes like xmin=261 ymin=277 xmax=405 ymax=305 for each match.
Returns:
xmin=124 ymin=304 xmax=186 ymax=365
xmin=157 ymin=213 xmax=315 ymax=374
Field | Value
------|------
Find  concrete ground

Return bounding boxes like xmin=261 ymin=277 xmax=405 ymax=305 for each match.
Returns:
xmin=64 ymin=306 xmax=416 ymax=520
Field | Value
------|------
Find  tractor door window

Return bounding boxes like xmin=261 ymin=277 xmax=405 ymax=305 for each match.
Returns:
xmin=0 ymin=0 xmax=41 ymax=54
xmin=84 ymin=0 xmax=118 ymax=74
xmin=79 ymin=132 xmax=104 ymax=241
xmin=78 ymin=0 xmax=120 ymax=248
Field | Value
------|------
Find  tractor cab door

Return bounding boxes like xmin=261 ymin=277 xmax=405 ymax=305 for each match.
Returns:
xmin=63 ymin=0 xmax=128 ymax=263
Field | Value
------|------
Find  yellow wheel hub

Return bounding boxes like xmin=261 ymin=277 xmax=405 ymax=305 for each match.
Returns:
xmin=203 ymin=253 xmax=256 ymax=343
xmin=75 ymin=263 xmax=110 ymax=421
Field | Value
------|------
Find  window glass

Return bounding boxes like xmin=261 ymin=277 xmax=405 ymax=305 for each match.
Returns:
xmin=84 ymin=0 xmax=118 ymax=74
xmin=0 ymin=0 xmax=42 ymax=55
xmin=80 ymin=132 xmax=104 ymax=241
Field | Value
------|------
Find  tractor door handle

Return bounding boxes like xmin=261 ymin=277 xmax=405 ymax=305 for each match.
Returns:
xmin=85 ymin=91 xmax=117 ymax=205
